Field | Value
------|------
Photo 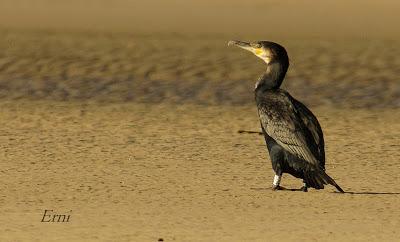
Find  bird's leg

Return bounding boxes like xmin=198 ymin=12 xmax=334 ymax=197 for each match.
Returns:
xmin=300 ymin=181 xmax=308 ymax=192
xmin=272 ymin=174 xmax=286 ymax=190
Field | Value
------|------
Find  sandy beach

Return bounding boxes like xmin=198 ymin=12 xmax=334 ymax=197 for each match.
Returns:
xmin=0 ymin=102 xmax=399 ymax=241
xmin=0 ymin=0 xmax=400 ymax=241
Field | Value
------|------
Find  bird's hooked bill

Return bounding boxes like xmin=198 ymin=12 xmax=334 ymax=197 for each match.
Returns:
xmin=228 ymin=40 xmax=259 ymax=54
xmin=228 ymin=40 xmax=251 ymax=49
xmin=228 ymin=40 xmax=272 ymax=64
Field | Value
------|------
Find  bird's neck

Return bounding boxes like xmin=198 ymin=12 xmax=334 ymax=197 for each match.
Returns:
xmin=255 ymin=62 xmax=287 ymax=93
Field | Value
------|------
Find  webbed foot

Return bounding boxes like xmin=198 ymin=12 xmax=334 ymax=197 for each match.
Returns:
xmin=300 ymin=186 xmax=308 ymax=192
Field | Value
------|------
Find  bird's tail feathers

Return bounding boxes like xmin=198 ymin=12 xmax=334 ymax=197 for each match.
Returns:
xmin=305 ymin=168 xmax=344 ymax=193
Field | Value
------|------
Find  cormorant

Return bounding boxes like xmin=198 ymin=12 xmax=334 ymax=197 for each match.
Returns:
xmin=228 ymin=40 xmax=344 ymax=193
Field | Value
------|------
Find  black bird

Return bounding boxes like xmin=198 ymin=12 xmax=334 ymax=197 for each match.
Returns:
xmin=228 ymin=40 xmax=344 ymax=193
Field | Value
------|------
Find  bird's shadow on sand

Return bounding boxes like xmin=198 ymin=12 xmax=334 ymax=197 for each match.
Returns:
xmin=340 ymin=191 xmax=400 ymax=195
xmin=250 ymin=188 xmax=400 ymax=195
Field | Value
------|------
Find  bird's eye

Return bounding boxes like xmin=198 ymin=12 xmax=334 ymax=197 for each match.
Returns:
xmin=251 ymin=43 xmax=261 ymax=48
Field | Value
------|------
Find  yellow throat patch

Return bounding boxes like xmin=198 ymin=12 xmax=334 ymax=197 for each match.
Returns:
xmin=254 ymin=49 xmax=264 ymax=55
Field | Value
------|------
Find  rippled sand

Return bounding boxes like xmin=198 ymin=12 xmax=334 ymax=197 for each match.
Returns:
xmin=0 ymin=101 xmax=399 ymax=241
xmin=1 ymin=30 xmax=400 ymax=108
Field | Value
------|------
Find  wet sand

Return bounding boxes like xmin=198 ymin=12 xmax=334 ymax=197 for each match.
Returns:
xmin=1 ymin=30 xmax=400 ymax=108
xmin=1 ymin=0 xmax=400 ymax=241
xmin=0 ymin=101 xmax=399 ymax=241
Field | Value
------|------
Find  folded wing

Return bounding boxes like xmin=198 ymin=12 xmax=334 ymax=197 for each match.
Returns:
xmin=258 ymin=95 xmax=321 ymax=167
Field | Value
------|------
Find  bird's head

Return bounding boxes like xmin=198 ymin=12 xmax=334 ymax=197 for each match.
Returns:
xmin=228 ymin=40 xmax=289 ymax=90
xmin=228 ymin=40 xmax=289 ymax=66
